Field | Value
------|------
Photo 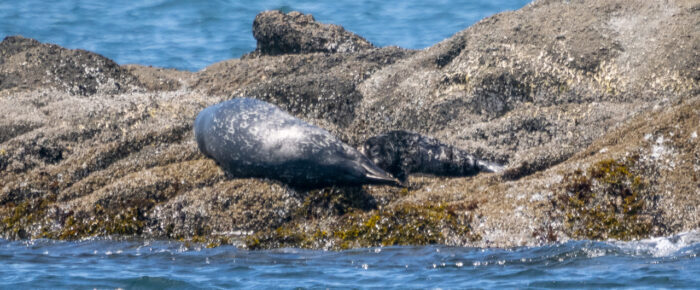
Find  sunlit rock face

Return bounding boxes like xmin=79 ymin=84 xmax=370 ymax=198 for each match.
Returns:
xmin=1 ymin=0 xmax=698 ymax=248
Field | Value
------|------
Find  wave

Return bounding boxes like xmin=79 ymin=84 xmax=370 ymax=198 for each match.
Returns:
xmin=612 ymin=230 xmax=700 ymax=258
xmin=1 ymin=231 xmax=698 ymax=288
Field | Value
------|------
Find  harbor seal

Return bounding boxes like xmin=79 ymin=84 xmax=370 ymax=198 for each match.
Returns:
xmin=362 ymin=130 xmax=502 ymax=182
xmin=194 ymin=98 xmax=400 ymax=188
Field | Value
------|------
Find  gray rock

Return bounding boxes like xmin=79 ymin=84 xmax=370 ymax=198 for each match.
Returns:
xmin=195 ymin=46 xmax=414 ymax=129
xmin=0 ymin=36 xmax=141 ymax=95
xmin=251 ymin=10 xmax=374 ymax=56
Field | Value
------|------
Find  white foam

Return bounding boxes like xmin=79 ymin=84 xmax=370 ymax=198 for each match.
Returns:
xmin=613 ymin=230 xmax=700 ymax=257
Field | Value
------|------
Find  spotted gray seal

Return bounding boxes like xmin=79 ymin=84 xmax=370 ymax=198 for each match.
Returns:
xmin=194 ymin=97 xmax=400 ymax=188
xmin=362 ymin=130 xmax=502 ymax=182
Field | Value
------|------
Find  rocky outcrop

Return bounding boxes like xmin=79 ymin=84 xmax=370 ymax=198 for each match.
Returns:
xmin=0 ymin=36 xmax=142 ymax=95
xmin=195 ymin=46 xmax=413 ymax=130
xmin=251 ymin=11 xmax=374 ymax=56
xmin=0 ymin=0 xmax=698 ymax=249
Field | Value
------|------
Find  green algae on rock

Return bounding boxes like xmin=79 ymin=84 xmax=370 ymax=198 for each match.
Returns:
xmin=246 ymin=201 xmax=480 ymax=250
xmin=556 ymin=158 xmax=660 ymax=241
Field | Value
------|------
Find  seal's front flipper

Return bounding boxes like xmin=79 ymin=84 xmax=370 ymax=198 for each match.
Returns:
xmin=477 ymin=160 xmax=504 ymax=173
xmin=360 ymin=162 xmax=402 ymax=187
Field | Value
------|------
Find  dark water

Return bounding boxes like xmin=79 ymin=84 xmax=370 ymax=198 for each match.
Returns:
xmin=0 ymin=0 xmax=530 ymax=71
xmin=1 ymin=232 xmax=699 ymax=288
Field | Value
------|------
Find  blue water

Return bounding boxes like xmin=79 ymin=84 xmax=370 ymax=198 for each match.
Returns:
xmin=0 ymin=0 xmax=530 ymax=71
xmin=2 ymin=232 xmax=699 ymax=288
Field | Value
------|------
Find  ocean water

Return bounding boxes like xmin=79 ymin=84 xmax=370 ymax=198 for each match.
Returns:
xmin=0 ymin=0 xmax=530 ymax=71
xmin=1 ymin=232 xmax=699 ymax=288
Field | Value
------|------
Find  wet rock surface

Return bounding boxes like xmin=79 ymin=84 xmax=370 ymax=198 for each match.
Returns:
xmin=1 ymin=0 xmax=698 ymax=249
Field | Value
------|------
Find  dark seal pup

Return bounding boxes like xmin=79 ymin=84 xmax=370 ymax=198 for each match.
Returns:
xmin=194 ymin=98 xmax=400 ymax=188
xmin=362 ymin=130 xmax=502 ymax=182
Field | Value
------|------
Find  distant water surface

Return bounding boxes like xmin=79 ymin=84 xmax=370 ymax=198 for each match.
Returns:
xmin=1 ymin=232 xmax=699 ymax=288
xmin=0 ymin=0 xmax=530 ymax=71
